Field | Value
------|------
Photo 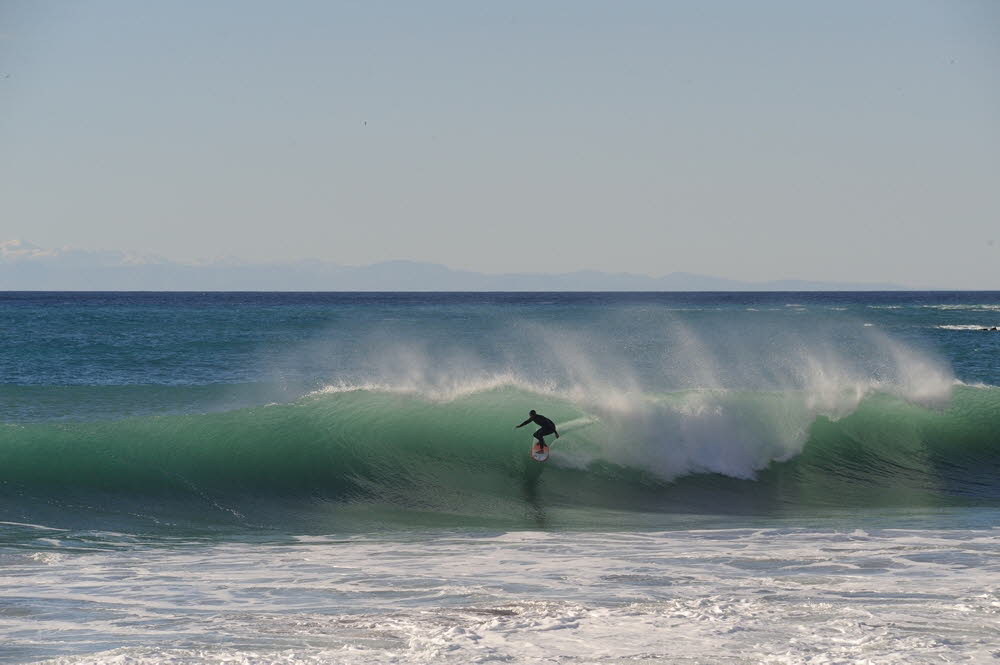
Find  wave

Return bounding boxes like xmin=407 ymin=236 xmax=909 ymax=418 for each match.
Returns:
xmin=2 ymin=379 xmax=999 ymax=532
xmin=936 ymin=324 xmax=1000 ymax=331
xmin=868 ymin=304 xmax=1000 ymax=311
xmin=922 ymin=304 xmax=1000 ymax=311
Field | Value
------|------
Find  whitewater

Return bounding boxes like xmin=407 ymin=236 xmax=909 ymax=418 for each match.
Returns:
xmin=2 ymin=291 xmax=999 ymax=663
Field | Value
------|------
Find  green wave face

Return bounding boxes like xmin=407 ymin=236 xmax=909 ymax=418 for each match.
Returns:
xmin=2 ymin=384 xmax=999 ymax=532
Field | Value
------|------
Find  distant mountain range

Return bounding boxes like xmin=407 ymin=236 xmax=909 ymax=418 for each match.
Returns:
xmin=0 ymin=240 xmax=910 ymax=291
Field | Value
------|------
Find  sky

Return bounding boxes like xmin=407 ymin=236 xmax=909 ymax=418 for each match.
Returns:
xmin=1 ymin=0 xmax=998 ymax=288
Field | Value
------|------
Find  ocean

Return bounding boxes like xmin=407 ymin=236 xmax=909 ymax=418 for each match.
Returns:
xmin=1 ymin=291 xmax=999 ymax=663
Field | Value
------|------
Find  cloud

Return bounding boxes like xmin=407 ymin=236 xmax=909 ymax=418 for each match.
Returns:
xmin=0 ymin=239 xmax=59 ymax=261
xmin=0 ymin=239 xmax=169 ymax=267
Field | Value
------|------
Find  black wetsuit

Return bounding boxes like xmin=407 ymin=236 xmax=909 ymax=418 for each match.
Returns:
xmin=517 ymin=414 xmax=558 ymax=443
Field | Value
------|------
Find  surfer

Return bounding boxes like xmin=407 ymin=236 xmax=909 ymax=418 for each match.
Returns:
xmin=516 ymin=410 xmax=560 ymax=447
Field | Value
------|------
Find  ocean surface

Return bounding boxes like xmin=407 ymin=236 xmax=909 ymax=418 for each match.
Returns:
xmin=1 ymin=291 xmax=999 ymax=663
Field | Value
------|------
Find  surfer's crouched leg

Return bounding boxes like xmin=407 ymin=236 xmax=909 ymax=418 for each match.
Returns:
xmin=534 ymin=427 xmax=554 ymax=446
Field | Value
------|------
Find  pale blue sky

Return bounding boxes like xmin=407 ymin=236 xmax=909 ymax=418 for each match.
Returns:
xmin=2 ymin=1 xmax=998 ymax=287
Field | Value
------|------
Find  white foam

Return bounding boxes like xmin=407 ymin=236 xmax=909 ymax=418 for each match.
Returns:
xmin=17 ymin=529 xmax=1000 ymax=664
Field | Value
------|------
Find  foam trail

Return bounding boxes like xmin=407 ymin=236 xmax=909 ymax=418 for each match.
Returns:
xmin=552 ymin=416 xmax=599 ymax=433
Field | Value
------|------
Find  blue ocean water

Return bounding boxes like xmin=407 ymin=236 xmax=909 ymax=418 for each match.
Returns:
xmin=2 ymin=292 xmax=999 ymax=663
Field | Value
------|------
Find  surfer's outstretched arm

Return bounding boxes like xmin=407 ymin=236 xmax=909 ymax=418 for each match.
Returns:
xmin=515 ymin=418 xmax=532 ymax=428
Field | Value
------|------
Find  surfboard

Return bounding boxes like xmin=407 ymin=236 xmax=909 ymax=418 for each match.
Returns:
xmin=531 ymin=441 xmax=549 ymax=462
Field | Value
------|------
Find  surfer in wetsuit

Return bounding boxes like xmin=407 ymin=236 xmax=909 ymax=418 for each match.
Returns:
xmin=516 ymin=410 xmax=559 ymax=447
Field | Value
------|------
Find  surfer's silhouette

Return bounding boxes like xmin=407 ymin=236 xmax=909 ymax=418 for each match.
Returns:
xmin=516 ymin=410 xmax=559 ymax=447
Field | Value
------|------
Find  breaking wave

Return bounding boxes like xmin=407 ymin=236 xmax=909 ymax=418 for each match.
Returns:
xmin=1 ymin=376 xmax=998 ymax=532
